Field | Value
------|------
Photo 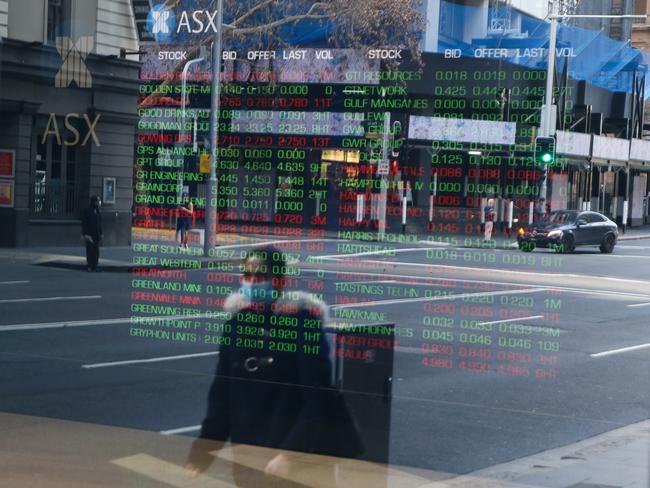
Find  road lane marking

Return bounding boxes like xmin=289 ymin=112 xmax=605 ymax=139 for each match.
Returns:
xmin=478 ymin=315 xmax=545 ymax=326
xmin=0 ymin=317 xmax=134 ymax=331
xmin=3 ymin=271 xmax=646 ymax=332
xmin=210 ymin=238 xmax=340 ymax=251
xmin=627 ymin=302 xmax=650 ymax=308
xmin=82 ymin=351 xmax=219 ymax=369
xmin=331 ymin=288 xmax=547 ymax=309
xmin=418 ymin=241 xmax=450 ymax=247
xmin=0 ymin=313 xmax=208 ymax=332
xmin=0 ymin=280 xmax=30 ymax=285
xmin=319 ymin=247 xmax=425 ymax=259
xmin=597 ymin=254 xmax=650 ymax=259
xmin=417 ymin=240 xmax=452 ymax=247
xmin=0 ymin=295 xmax=101 ymax=304
xmin=335 ymin=280 xmax=397 ymax=285
xmin=302 ymin=268 xmax=650 ymax=301
xmin=111 ymin=453 xmax=235 ymax=487
xmin=160 ymin=425 xmax=202 ymax=435
xmin=591 ymin=342 xmax=650 ymax=358
xmin=312 ymin=257 xmax=650 ymax=287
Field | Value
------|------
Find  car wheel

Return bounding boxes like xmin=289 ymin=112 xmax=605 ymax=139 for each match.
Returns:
xmin=520 ymin=241 xmax=535 ymax=252
xmin=560 ymin=234 xmax=575 ymax=254
xmin=600 ymin=234 xmax=615 ymax=254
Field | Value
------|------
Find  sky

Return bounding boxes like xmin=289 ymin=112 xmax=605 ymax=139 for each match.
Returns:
xmin=509 ymin=0 xmax=550 ymax=19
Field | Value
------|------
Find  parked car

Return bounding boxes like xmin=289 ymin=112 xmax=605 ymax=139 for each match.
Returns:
xmin=517 ymin=210 xmax=618 ymax=254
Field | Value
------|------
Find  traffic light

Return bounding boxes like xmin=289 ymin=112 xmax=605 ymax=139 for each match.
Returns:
xmin=534 ymin=136 xmax=556 ymax=165
xmin=390 ymin=146 xmax=401 ymax=174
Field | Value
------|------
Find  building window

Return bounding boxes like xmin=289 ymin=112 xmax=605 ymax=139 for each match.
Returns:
xmin=46 ymin=0 xmax=71 ymax=44
xmin=634 ymin=0 xmax=647 ymax=22
xmin=31 ymin=116 xmax=85 ymax=218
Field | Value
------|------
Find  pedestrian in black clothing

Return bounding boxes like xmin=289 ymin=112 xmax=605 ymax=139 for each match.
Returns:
xmin=175 ymin=193 xmax=193 ymax=250
xmin=186 ymin=246 xmax=362 ymax=486
xmin=81 ymin=195 xmax=103 ymax=272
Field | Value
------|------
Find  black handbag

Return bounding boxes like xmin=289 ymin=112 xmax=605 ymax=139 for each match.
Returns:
xmin=307 ymin=386 xmax=365 ymax=459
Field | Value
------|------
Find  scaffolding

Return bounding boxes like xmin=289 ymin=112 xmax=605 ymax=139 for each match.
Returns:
xmin=488 ymin=0 xmax=513 ymax=36
xmin=556 ymin=0 xmax=582 ymax=17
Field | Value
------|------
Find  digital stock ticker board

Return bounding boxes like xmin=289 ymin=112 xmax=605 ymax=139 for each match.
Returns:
xmin=4 ymin=0 xmax=650 ymax=485
xmin=130 ymin=39 xmax=564 ymax=388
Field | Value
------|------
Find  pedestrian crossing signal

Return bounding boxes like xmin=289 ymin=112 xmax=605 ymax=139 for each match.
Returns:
xmin=534 ymin=136 xmax=555 ymax=165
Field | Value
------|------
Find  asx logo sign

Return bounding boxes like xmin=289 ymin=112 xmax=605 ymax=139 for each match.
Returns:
xmin=42 ymin=113 xmax=101 ymax=147
xmin=147 ymin=3 xmax=218 ymax=42
xmin=55 ymin=37 xmax=93 ymax=88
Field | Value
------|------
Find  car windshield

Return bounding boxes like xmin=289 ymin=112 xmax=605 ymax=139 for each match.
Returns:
xmin=544 ymin=211 xmax=578 ymax=224
xmin=2 ymin=1 xmax=649 ymax=487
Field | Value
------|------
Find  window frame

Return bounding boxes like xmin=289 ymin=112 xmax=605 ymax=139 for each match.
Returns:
xmin=45 ymin=0 xmax=72 ymax=45
xmin=30 ymin=115 xmax=84 ymax=219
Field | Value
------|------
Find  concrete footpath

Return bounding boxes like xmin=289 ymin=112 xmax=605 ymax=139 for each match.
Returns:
xmin=2 ymin=225 xmax=650 ymax=273
xmin=1 ymin=411 xmax=647 ymax=487
xmin=0 ymin=229 xmax=260 ymax=272
xmin=430 ymin=419 xmax=650 ymax=488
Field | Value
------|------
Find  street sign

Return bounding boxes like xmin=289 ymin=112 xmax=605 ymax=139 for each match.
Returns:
xmin=377 ymin=160 xmax=389 ymax=175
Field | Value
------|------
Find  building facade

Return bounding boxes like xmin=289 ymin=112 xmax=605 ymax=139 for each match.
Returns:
xmin=0 ymin=0 xmax=140 ymax=247
xmin=633 ymin=0 xmax=650 ymax=51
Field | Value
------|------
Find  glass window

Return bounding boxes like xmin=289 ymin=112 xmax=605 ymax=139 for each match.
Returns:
xmin=4 ymin=2 xmax=650 ymax=487
xmin=31 ymin=116 xmax=80 ymax=217
xmin=46 ymin=0 xmax=71 ymax=44
xmin=578 ymin=212 xmax=594 ymax=223
xmin=546 ymin=210 xmax=578 ymax=224
xmin=587 ymin=212 xmax=606 ymax=222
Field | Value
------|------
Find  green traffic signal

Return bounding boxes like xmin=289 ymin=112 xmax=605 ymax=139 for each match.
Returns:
xmin=535 ymin=136 xmax=556 ymax=165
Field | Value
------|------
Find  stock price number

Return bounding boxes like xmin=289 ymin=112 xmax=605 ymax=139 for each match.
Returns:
xmin=269 ymin=329 xmax=297 ymax=340
xmin=236 ymin=325 xmax=264 ymax=336
xmin=204 ymin=335 xmax=231 ymax=346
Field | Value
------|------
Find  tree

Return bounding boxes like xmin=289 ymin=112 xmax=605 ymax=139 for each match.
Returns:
xmin=223 ymin=0 xmax=422 ymax=50
xmin=140 ymin=0 xmax=423 ymax=107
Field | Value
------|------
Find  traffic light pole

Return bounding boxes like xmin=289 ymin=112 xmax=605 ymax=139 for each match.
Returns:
xmin=539 ymin=5 xmax=646 ymax=220
xmin=538 ymin=2 xmax=558 ymax=218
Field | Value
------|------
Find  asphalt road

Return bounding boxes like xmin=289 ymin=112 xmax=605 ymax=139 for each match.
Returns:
xmin=1 ymin=236 xmax=649 ymax=475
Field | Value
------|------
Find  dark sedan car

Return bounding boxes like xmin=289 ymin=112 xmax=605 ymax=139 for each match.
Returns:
xmin=517 ymin=210 xmax=618 ymax=254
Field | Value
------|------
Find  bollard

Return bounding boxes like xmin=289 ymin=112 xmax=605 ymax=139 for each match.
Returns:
xmin=480 ymin=197 xmax=486 ymax=224
xmin=402 ymin=196 xmax=407 ymax=234
xmin=356 ymin=194 xmax=365 ymax=224
xmin=507 ymin=200 xmax=514 ymax=229
xmin=498 ymin=197 xmax=505 ymax=232
xmin=507 ymin=200 xmax=514 ymax=238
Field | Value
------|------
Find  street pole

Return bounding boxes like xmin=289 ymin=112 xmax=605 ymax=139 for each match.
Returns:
xmin=622 ymin=165 xmax=632 ymax=234
xmin=538 ymin=1 xmax=559 ymax=218
xmin=377 ymin=111 xmax=390 ymax=240
xmin=539 ymin=9 xmax=646 ymax=219
xmin=204 ymin=0 xmax=224 ymax=257
xmin=179 ymin=56 xmax=205 ymax=205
